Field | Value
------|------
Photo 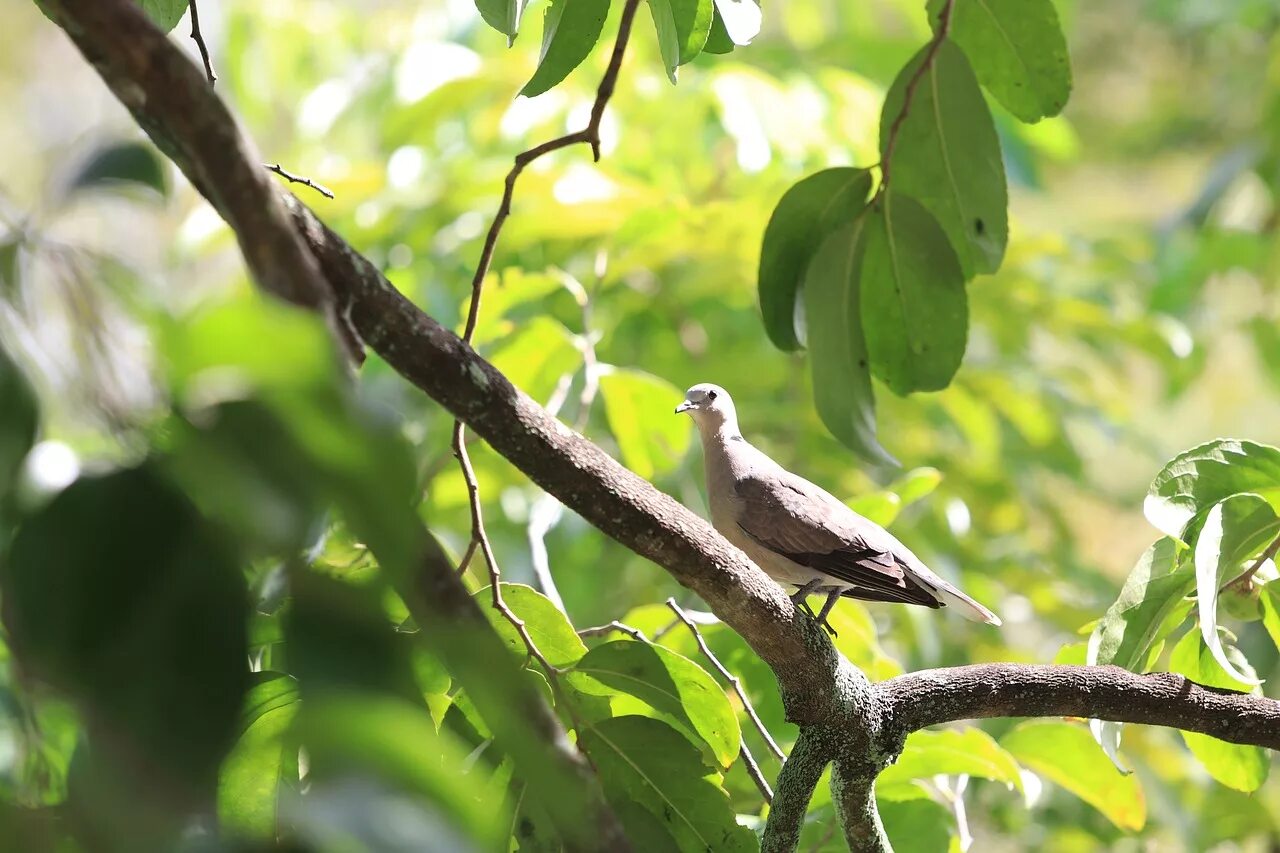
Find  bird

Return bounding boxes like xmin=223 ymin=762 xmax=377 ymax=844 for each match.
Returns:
xmin=675 ymin=382 xmax=1000 ymax=632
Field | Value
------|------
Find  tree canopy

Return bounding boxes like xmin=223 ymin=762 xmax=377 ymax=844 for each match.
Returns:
xmin=2 ymin=0 xmax=1280 ymax=850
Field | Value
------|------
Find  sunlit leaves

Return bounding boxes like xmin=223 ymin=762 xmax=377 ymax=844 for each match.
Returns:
xmin=1087 ymin=537 xmax=1195 ymax=674
xmin=580 ymin=716 xmax=757 ymax=853
xmin=931 ymin=0 xmax=1072 ymax=122
xmin=1192 ymin=495 xmax=1278 ymax=684
xmin=568 ymin=640 xmax=740 ymax=769
xmin=1144 ymin=439 xmax=1280 ymax=542
xmin=475 ymin=584 xmax=587 ymax=667
xmin=878 ymin=727 xmax=1022 ymax=792
xmin=803 ymin=218 xmax=896 ymax=465
xmin=1168 ymin=631 xmax=1270 ymax=793
xmin=599 ymin=368 xmax=691 ymax=479
xmin=475 ymin=0 xmax=524 ymax=39
xmin=860 ymin=191 xmax=968 ymax=394
xmin=2 ymin=465 xmax=249 ymax=841
xmin=1002 ymin=721 xmax=1146 ymax=831
xmin=521 ymin=0 xmax=611 ymax=97
xmin=758 ymin=167 xmax=872 ymax=351
xmin=879 ymin=41 xmax=1007 ymax=276
xmin=647 ymin=0 xmax=714 ymax=83
xmin=218 ymin=673 xmax=300 ymax=839
xmin=61 ymin=141 xmax=168 ymax=201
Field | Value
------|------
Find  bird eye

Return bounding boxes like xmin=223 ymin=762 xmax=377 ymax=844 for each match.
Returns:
xmin=707 ymin=390 xmax=718 ymax=401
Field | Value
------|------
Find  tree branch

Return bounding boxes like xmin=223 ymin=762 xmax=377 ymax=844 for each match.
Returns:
xmin=187 ymin=0 xmax=215 ymax=86
xmin=830 ymin=757 xmax=890 ymax=853
xmin=880 ymin=664 xmax=1280 ymax=750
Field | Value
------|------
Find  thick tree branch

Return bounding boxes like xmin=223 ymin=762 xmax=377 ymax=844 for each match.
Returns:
xmin=830 ymin=758 xmax=890 ymax=853
xmin=881 ymin=664 xmax=1280 ymax=750
xmin=761 ymin=729 xmax=826 ymax=853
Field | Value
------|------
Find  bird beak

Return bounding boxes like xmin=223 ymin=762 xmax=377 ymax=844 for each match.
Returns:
xmin=674 ymin=400 xmax=693 ymax=414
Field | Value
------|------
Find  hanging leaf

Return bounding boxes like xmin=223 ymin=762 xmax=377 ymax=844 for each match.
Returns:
xmin=475 ymin=0 xmax=524 ymax=39
xmin=647 ymin=0 xmax=714 ymax=82
xmin=929 ymin=0 xmax=1072 ymax=122
xmin=1087 ymin=537 xmax=1195 ymax=673
xmin=758 ymin=168 xmax=873 ymax=351
xmin=580 ymin=716 xmax=757 ymax=853
xmin=859 ymin=190 xmax=967 ymax=395
xmin=879 ymin=41 xmax=1007 ymax=276
xmin=803 ymin=218 xmax=896 ymax=465
xmin=1002 ymin=721 xmax=1146 ymax=831
xmin=1168 ymin=631 xmax=1269 ymax=792
xmin=701 ymin=6 xmax=735 ymax=54
xmin=521 ymin=0 xmax=611 ymax=97
xmin=137 ymin=0 xmax=188 ymax=32
xmin=1191 ymin=495 xmax=1278 ymax=686
xmin=1144 ymin=439 xmax=1280 ymax=542
xmin=877 ymin=727 xmax=1023 ymax=791
xmin=61 ymin=140 xmax=168 ymax=202
xmin=568 ymin=640 xmax=740 ymax=770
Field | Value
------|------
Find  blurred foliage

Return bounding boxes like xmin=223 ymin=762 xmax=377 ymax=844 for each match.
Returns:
xmin=1 ymin=0 xmax=1280 ymax=850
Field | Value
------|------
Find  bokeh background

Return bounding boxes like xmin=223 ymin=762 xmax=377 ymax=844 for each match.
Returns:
xmin=2 ymin=0 xmax=1279 ymax=849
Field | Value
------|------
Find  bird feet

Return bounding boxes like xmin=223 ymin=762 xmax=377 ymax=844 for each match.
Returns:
xmin=790 ymin=581 xmax=839 ymax=637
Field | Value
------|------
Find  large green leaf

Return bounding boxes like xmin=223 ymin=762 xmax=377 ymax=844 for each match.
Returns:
xmin=803 ymin=217 xmax=896 ymax=465
xmin=568 ymin=640 xmax=740 ymax=769
xmin=475 ymin=583 xmax=588 ymax=668
xmin=879 ymin=790 xmax=955 ymax=853
xmin=930 ymin=0 xmax=1072 ymax=122
xmin=580 ymin=716 xmax=757 ymax=853
xmin=859 ymin=190 xmax=967 ymax=394
xmin=520 ymin=0 xmax=610 ymax=97
xmin=1002 ymin=721 xmax=1146 ymax=831
xmin=475 ymin=0 xmax=523 ymax=38
xmin=1192 ymin=495 xmax=1279 ymax=685
xmin=1088 ymin=537 xmax=1195 ymax=672
xmin=218 ymin=673 xmax=300 ymax=840
xmin=2 ymin=465 xmax=249 ymax=838
xmin=879 ymin=41 xmax=1007 ymax=276
xmin=599 ymin=368 xmax=692 ymax=479
xmin=0 ymin=344 xmax=38 ymax=505
xmin=878 ymin=727 xmax=1022 ymax=792
xmin=1144 ymin=439 xmax=1280 ymax=542
xmin=1262 ymin=583 xmax=1280 ymax=651
xmin=1168 ymin=630 xmax=1269 ymax=792
xmin=647 ymin=0 xmax=714 ymax=82
xmin=758 ymin=168 xmax=873 ymax=351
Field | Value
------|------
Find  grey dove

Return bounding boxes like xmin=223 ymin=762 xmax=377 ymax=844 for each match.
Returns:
xmin=676 ymin=383 xmax=1001 ymax=630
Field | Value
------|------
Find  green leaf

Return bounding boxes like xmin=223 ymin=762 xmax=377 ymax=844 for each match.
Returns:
xmin=878 ymin=727 xmax=1023 ymax=791
xmin=880 ymin=794 xmax=955 ymax=853
xmin=1262 ymin=583 xmax=1280 ymax=650
xmin=568 ymin=640 xmax=740 ymax=770
xmin=0 ymin=344 xmax=38 ymax=505
xmin=702 ymin=6 xmax=734 ymax=54
xmin=1168 ymin=630 xmax=1269 ymax=792
xmin=859 ymin=190 xmax=968 ymax=394
xmin=137 ymin=0 xmax=187 ymax=32
xmin=580 ymin=716 xmax=757 ymax=853
xmin=930 ymin=0 xmax=1072 ymax=122
xmin=847 ymin=491 xmax=900 ymax=527
xmin=889 ymin=467 xmax=942 ymax=506
xmin=62 ymin=141 xmax=168 ymax=201
xmin=647 ymin=0 xmax=714 ymax=82
xmin=1144 ymin=439 xmax=1280 ymax=542
xmin=803 ymin=218 xmax=896 ymax=465
xmin=218 ymin=673 xmax=300 ymax=839
xmin=475 ymin=0 xmax=523 ymax=38
xmin=758 ymin=167 xmax=873 ymax=351
xmin=599 ymin=368 xmax=692 ymax=479
xmin=879 ymin=40 xmax=1007 ymax=276
xmin=1001 ymin=721 xmax=1146 ymax=831
xmin=2 ymin=465 xmax=250 ymax=817
xmin=1088 ymin=537 xmax=1195 ymax=671
xmin=486 ymin=316 xmax=582 ymax=405
xmin=1192 ymin=495 xmax=1278 ymax=685
xmin=520 ymin=0 xmax=610 ymax=97
xmin=475 ymin=583 xmax=588 ymax=668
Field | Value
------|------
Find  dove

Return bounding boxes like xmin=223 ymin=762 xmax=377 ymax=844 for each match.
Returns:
xmin=675 ymin=382 xmax=1000 ymax=631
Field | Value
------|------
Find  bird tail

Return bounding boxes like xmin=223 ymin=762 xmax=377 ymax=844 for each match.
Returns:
xmin=931 ymin=584 xmax=1002 ymax=626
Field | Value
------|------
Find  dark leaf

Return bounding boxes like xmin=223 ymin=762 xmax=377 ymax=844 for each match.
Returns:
xmin=521 ymin=0 xmax=611 ymax=97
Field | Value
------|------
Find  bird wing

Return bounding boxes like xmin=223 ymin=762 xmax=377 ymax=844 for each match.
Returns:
xmin=733 ymin=469 xmax=940 ymax=608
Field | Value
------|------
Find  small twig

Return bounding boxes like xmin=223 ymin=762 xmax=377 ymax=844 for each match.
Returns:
xmin=877 ymin=0 xmax=955 ymax=192
xmin=577 ymin=620 xmax=648 ymax=642
xmin=1224 ymin=533 xmax=1280 ymax=593
xmin=187 ymin=0 xmax=216 ymax=86
xmin=264 ymin=163 xmax=335 ymax=199
xmin=740 ymin=742 xmax=775 ymax=805
xmin=455 ymin=537 xmax=479 ymax=577
xmin=667 ymin=597 xmax=786 ymax=762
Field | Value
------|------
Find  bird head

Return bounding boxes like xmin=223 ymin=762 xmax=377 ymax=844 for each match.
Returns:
xmin=675 ymin=383 xmax=737 ymax=429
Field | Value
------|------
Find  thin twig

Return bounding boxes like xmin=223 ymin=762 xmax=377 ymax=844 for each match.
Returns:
xmin=667 ymin=598 xmax=786 ymax=762
xmin=188 ymin=0 xmax=216 ymax=86
xmin=264 ymin=163 xmax=335 ymax=199
xmin=1224 ymin=532 xmax=1280 ymax=592
xmin=877 ymin=0 xmax=955 ymax=192
xmin=739 ymin=742 xmax=775 ymax=805
xmin=577 ymin=620 xmax=648 ymax=642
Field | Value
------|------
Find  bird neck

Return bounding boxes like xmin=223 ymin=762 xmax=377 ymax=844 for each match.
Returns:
xmin=698 ymin=416 xmax=744 ymax=446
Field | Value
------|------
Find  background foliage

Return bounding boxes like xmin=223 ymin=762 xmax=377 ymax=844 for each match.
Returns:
xmin=2 ymin=0 xmax=1280 ymax=850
